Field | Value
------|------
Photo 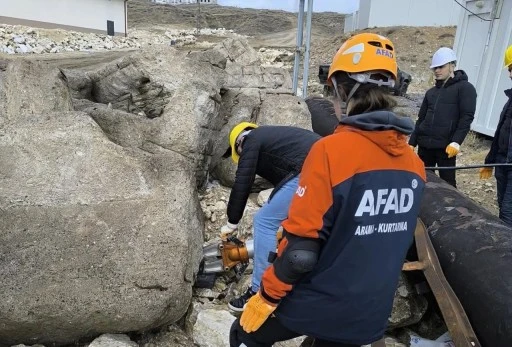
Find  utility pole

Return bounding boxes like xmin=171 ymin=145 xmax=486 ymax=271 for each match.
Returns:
xmin=292 ymin=0 xmax=314 ymax=98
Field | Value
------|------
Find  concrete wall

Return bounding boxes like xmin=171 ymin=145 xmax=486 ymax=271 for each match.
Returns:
xmin=347 ymin=0 xmax=460 ymax=32
xmin=368 ymin=0 xmax=461 ymax=27
xmin=0 ymin=0 xmax=127 ymax=35
xmin=153 ymin=0 xmax=217 ymax=3
xmin=344 ymin=13 xmax=354 ymax=33
xmin=358 ymin=0 xmax=372 ymax=29
xmin=454 ymin=0 xmax=511 ymax=136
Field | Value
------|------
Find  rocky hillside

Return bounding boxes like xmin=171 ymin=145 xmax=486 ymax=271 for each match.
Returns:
xmin=128 ymin=0 xmax=344 ymax=37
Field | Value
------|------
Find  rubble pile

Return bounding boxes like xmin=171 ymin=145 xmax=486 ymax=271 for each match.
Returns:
xmin=0 ymin=24 xmax=246 ymax=54
xmin=0 ymin=24 xmax=142 ymax=54
xmin=258 ymin=47 xmax=294 ymax=68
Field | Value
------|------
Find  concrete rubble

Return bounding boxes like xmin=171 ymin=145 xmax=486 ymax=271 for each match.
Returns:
xmin=0 ymin=24 xmax=247 ymax=54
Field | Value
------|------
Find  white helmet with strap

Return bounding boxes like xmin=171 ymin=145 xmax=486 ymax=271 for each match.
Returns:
xmin=430 ymin=47 xmax=457 ymax=69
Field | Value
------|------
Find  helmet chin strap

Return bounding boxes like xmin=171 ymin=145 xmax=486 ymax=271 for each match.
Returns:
xmin=331 ymin=75 xmax=360 ymax=118
xmin=346 ymin=82 xmax=361 ymax=104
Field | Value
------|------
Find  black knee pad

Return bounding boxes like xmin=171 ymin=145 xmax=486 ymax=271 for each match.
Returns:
xmin=273 ymin=232 xmax=322 ymax=284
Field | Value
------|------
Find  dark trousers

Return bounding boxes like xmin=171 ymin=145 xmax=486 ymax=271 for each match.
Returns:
xmin=418 ymin=147 xmax=457 ymax=188
xmin=495 ymin=166 xmax=512 ymax=226
xmin=229 ymin=317 xmax=360 ymax=347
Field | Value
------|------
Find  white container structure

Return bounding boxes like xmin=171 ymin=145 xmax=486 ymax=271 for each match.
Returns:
xmin=0 ymin=0 xmax=128 ymax=36
xmin=454 ymin=0 xmax=511 ymax=136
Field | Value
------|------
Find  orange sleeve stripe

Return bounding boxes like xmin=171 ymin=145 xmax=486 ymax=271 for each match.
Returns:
xmin=261 ymin=263 xmax=292 ymax=300
xmin=282 ymin=141 xmax=332 ymax=239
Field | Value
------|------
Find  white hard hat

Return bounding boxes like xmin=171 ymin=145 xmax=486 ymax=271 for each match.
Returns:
xmin=430 ymin=47 xmax=457 ymax=69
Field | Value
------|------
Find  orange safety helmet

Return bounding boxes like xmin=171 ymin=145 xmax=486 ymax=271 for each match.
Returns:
xmin=327 ymin=33 xmax=398 ymax=85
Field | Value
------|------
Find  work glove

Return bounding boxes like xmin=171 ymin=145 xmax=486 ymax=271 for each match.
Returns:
xmin=479 ymin=167 xmax=493 ymax=180
xmin=240 ymin=291 xmax=277 ymax=333
xmin=220 ymin=222 xmax=238 ymax=239
xmin=445 ymin=142 xmax=460 ymax=158
xmin=409 ymin=145 xmax=416 ymax=152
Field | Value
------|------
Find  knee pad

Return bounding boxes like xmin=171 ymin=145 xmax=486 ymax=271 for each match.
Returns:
xmin=273 ymin=232 xmax=322 ymax=284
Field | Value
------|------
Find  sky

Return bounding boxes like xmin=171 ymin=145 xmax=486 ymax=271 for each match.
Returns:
xmin=217 ymin=0 xmax=359 ymax=14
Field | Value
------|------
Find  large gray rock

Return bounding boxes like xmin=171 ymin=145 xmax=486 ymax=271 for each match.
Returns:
xmin=0 ymin=112 xmax=204 ymax=346
xmin=193 ymin=309 xmax=236 ymax=347
xmin=389 ymin=274 xmax=428 ymax=328
xmin=59 ymin=39 xmax=295 ymax=189
xmin=88 ymin=334 xmax=137 ymax=347
xmin=0 ymin=37 xmax=302 ymax=346
xmin=0 ymin=59 xmax=73 ymax=124
xmin=138 ymin=325 xmax=196 ymax=347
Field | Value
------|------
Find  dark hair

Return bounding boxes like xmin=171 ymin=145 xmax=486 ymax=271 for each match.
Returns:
xmin=333 ymin=72 xmax=397 ymax=116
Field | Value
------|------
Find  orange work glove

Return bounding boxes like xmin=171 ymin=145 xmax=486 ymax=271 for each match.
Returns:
xmin=479 ymin=167 xmax=493 ymax=180
xmin=445 ymin=142 xmax=460 ymax=158
xmin=240 ymin=292 xmax=277 ymax=333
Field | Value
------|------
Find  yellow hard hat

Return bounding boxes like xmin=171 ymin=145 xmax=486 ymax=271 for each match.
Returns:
xmin=224 ymin=122 xmax=258 ymax=163
xmin=504 ymin=44 xmax=512 ymax=68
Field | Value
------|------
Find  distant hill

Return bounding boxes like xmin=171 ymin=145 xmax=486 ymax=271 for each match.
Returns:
xmin=128 ymin=0 xmax=345 ymax=37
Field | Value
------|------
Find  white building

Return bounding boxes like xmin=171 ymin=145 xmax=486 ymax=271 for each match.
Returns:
xmin=344 ymin=0 xmax=461 ymax=33
xmin=152 ymin=0 xmax=217 ymax=4
xmin=0 ymin=0 xmax=128 ymax=36
xmin=454 ymin=0 xmax=511 ymax=137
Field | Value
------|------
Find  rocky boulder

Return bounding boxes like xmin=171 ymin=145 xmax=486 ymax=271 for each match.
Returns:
xmin=0 ymin=110 xmax=204 ymax=346
xmin=0 ymin=37 xmax=306 ymax=346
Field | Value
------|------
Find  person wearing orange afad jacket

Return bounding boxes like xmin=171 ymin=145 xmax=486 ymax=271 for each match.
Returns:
xmin=230 ymin=33 xmax=427 ymax=347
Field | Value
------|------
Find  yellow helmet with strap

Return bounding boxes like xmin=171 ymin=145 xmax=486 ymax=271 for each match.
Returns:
xmin=226 ymin=122 xmax=258 ymax=163
xmin=504 ymin=45 xmax=512 ymax=68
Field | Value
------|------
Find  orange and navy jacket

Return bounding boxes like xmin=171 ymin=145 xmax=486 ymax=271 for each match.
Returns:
xmin=260 ymin=110 xmax=426 ymax=345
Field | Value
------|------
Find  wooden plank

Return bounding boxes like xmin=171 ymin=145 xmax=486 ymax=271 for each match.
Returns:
xmin=402 ymin=219 xmax=481 ymax=347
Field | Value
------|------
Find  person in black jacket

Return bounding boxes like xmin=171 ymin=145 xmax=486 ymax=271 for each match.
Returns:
xmin=305 ymin=96 xmax=339 ymax=137
xmin=221 ymin=122 xmax=320 ymax=311
xmin=479 ymin=45 xmax=512 ymax=226
xmin=409 ymin=47 xmax=477 ymax=188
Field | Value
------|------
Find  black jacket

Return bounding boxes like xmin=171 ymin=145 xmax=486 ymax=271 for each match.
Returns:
xmin=409 ymin=70 xmax=477 ymax=149
xmin=227 ymin=126 xmax=321 ymax=224
xmin=485 ymin=89 xmax=512 ymax=164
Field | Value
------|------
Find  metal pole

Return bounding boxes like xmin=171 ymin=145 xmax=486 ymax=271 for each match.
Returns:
xmin=301 ymin=0 xmax=313 ymax=98
xmin=292 ymin=0 xmax=305 ymax=95
xmin=426 ymin=163 xmax=512 ymax=170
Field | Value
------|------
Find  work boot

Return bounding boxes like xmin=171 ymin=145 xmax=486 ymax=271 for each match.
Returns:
xmin=228 ymin=287 xmax=256 ymax=312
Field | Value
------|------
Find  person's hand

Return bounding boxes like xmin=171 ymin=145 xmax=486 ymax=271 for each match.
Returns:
xmin=479 ymin=167 xmax=493 ymax=180
xmin=445 ymin=142 xmax=460 ymax=158
xmin=409 ymin=145 xmax=416 ymax=152
xmin=220 ymin=222 xmax=238 ymax=239
xmin=240 ymin=292 xmax=277 ymax=333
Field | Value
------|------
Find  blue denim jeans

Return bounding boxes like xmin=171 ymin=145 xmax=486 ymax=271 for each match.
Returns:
xmin=495 ymin=166 xmax=512 ymax=226
xmin=251 ymin=176 xmax=299 ymax=292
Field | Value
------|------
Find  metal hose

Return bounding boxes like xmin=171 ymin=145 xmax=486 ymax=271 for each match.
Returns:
xmin=425 ymin=163 xmax=512 ymax=170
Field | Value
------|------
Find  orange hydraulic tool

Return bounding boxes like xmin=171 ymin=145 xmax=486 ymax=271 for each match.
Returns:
xmin=196 ymin=236 xmax=254 ymax=288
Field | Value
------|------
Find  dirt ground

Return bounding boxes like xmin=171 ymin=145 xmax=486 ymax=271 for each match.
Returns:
xmin=126 ymin=0 xmax=500 ymax=218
